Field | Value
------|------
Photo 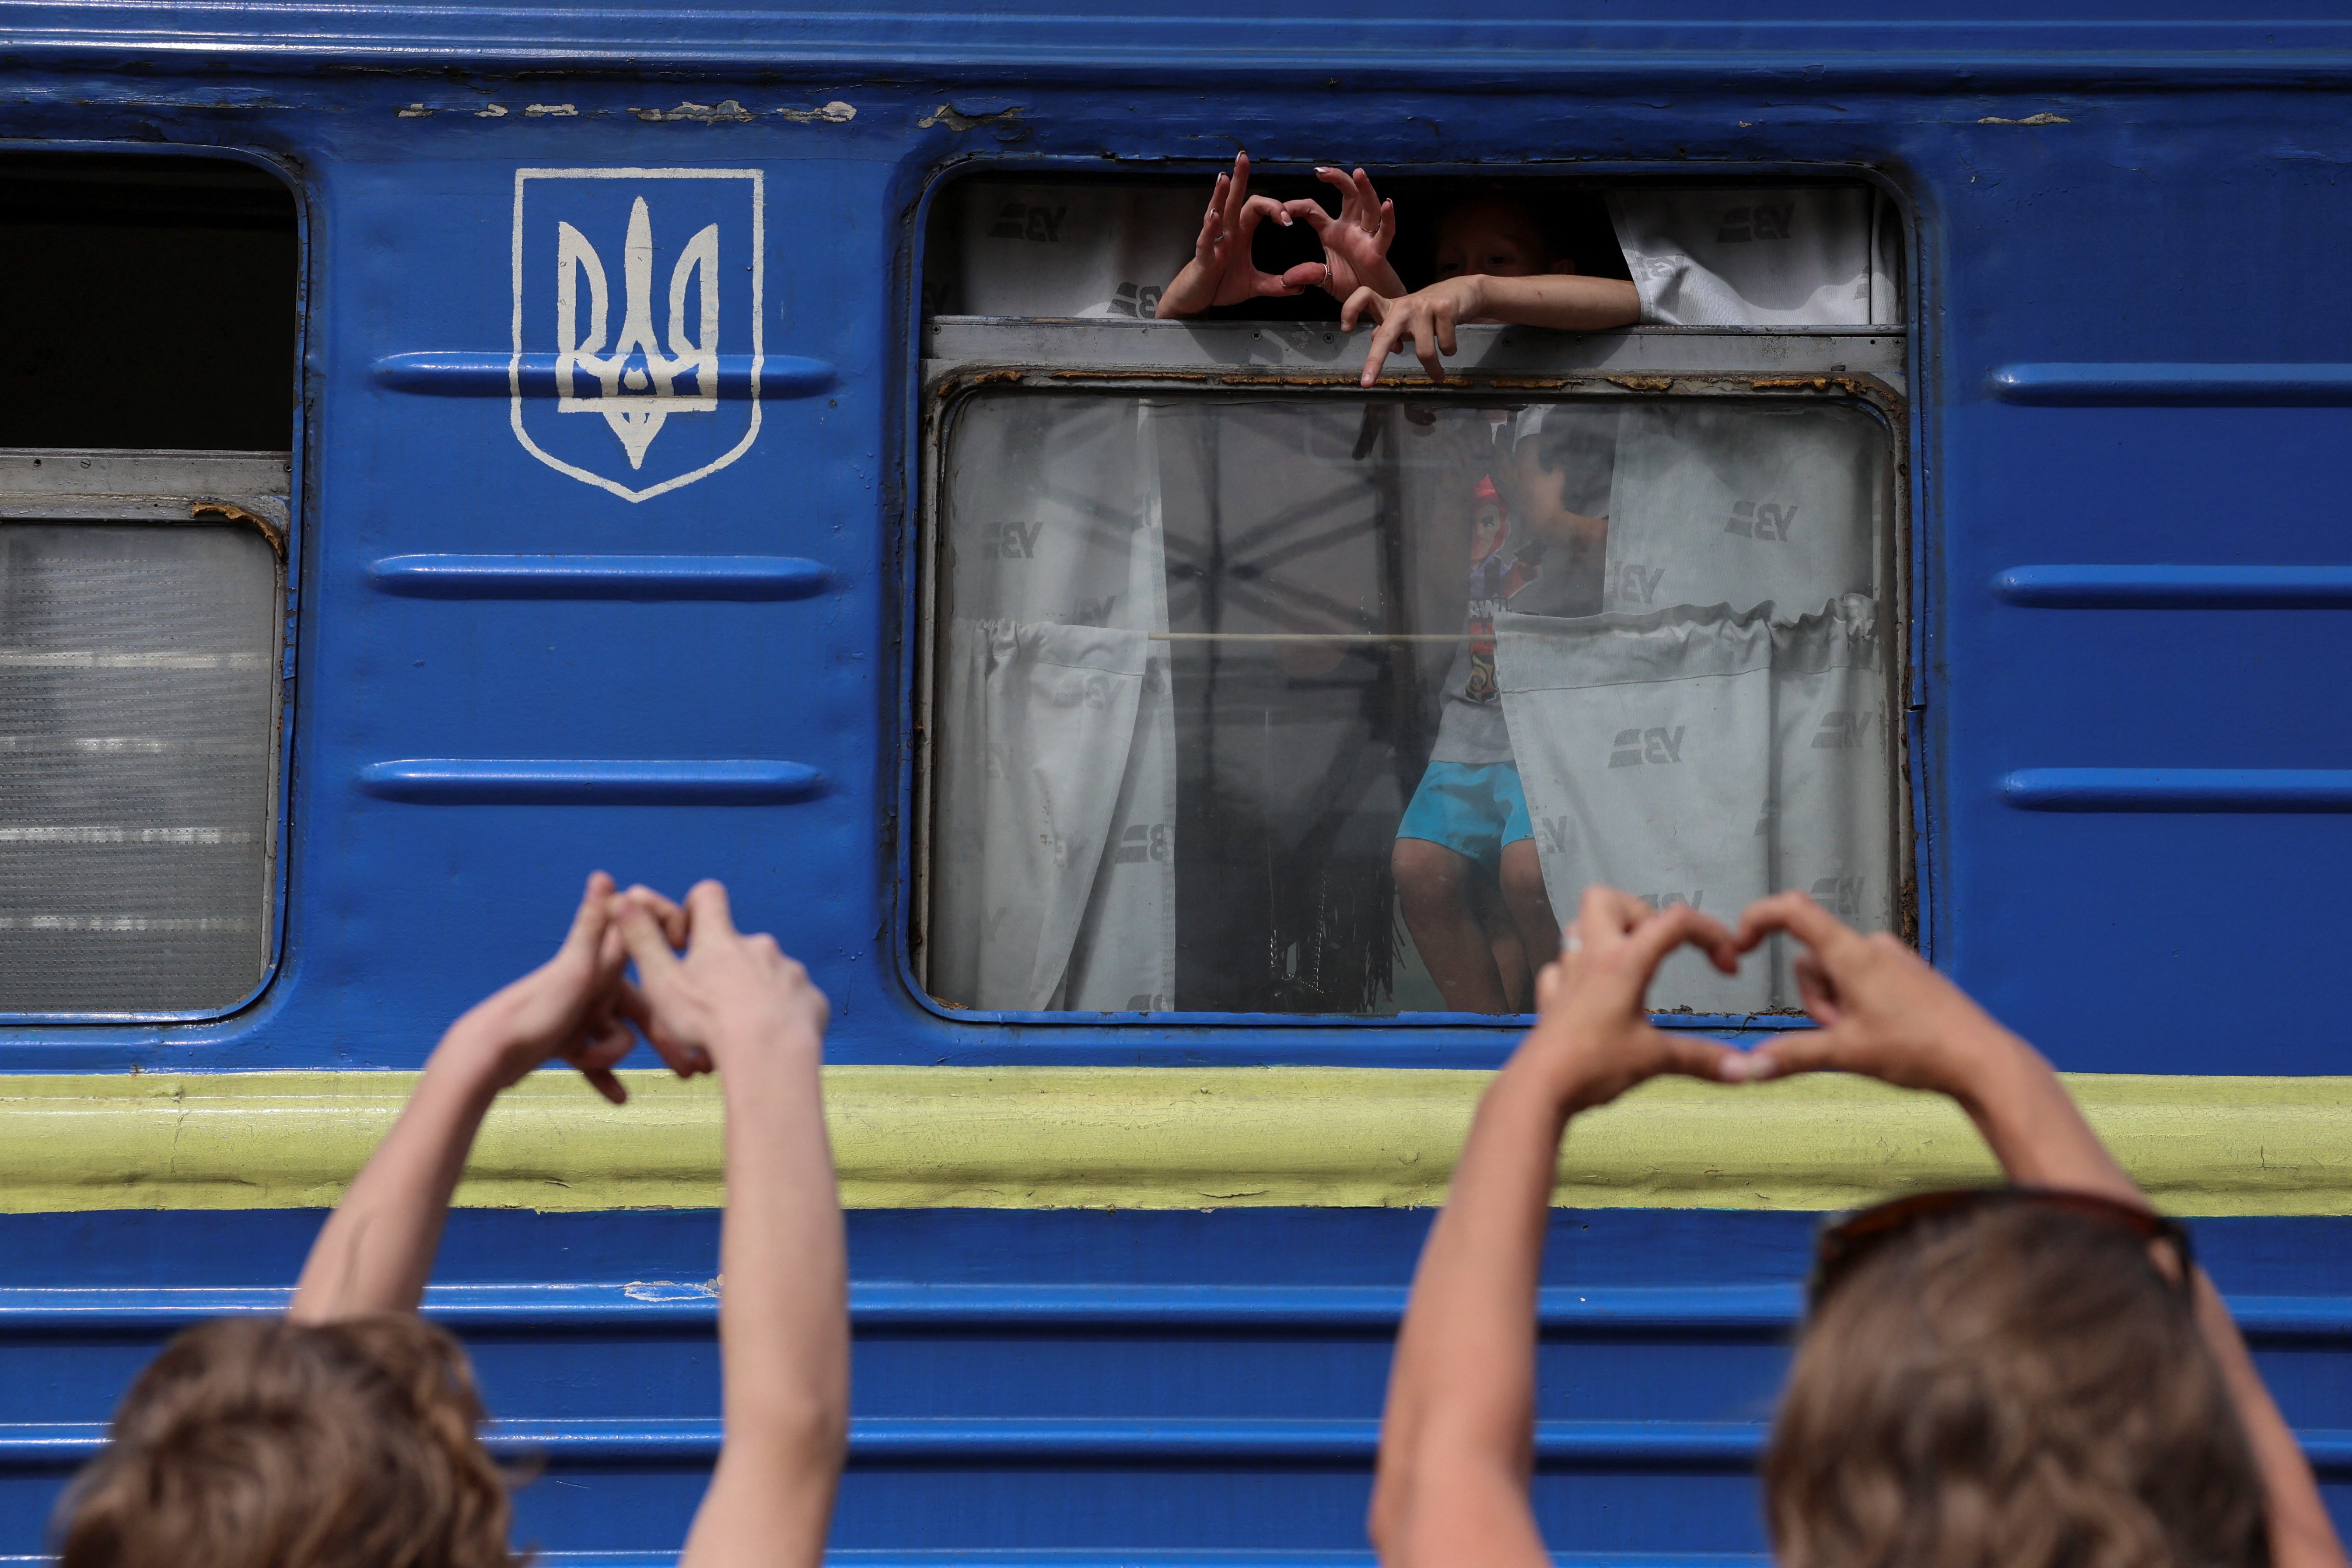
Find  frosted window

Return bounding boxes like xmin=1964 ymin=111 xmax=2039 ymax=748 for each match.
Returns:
xmin=0 ymin=523 xmax=279 ymax=1012
xmin=928 ymin=391 xmax=1895 ymax=1017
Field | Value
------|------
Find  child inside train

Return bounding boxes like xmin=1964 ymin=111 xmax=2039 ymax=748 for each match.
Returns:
xmin=1373 ymin=196 xmax=1634 ymax=1012
xmin=53 ymin=875 xmax=847 ymax=1568
xmin=1162 ymin=179 xmax=1637 ymax=1011
xmin=1138 ymin=165 xmax=1891 ymax=1011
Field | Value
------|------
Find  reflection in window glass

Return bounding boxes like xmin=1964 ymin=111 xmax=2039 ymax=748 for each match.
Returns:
xmin=0 ymin=523 xmax=280 ymax=1012
xmin=929 ymin=392 xmax=1892 ymax=1016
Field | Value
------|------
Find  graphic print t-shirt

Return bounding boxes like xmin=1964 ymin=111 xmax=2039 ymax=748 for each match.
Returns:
xmin=1430 ymin=501 xmax=1545 ymax=766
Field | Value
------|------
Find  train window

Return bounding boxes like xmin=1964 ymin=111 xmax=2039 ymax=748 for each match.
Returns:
xmin=0 ymin=155 xmax=298 ymax=450
xmin=0 ymin=156 xmax=296 ymax=1015
xmin=918 ymin=175 xmax=1906 ymax=1018
xmin=0 ymin=454 xmax=288 ymax=1014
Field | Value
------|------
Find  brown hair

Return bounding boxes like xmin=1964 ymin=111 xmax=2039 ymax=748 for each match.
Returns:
xmin=57 ymin=1313 xmax=517 ymax=1568
xmin=1765 ymin=1202 xmax=2266 ymax=1568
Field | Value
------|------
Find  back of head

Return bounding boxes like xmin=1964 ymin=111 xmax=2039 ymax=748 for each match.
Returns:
xmin=1765 ymin=1202 xmax=2266 ymax=1568
xmin=58 ymin=1314 xmax=514 ymax=1568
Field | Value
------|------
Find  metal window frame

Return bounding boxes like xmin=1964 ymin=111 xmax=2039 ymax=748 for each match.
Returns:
xmin=0 ymin=447 xmax=294 ymax=1022
xmin=911 ymin=320 xmax=1911 ymax=1028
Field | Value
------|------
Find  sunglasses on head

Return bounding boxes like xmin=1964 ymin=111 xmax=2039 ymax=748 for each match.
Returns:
xmin=1808 ymin=1186 xmax=2194 ymax=1310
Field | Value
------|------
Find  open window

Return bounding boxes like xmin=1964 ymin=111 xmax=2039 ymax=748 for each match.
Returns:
xmin=916 ymin=172 xmax=1906 ymax=1018
xmin=0 ymin=156 xmax=297 ymax=1015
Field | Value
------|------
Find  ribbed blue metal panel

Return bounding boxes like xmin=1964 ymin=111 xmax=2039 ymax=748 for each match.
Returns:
xmin=354 ymin=759 xmax=827 ymax=805
xmin=368 ymin=555 xmax=832 ymax=601
xmin=4 ymin=1211 xmax=2350 ymax=1558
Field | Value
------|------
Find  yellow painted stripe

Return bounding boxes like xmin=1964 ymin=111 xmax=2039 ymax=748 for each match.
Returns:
xmin=0 ymin=1067 xmax=2347 ymax=1216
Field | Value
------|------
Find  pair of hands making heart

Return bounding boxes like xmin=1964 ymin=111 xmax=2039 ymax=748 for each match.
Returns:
xmin=453 ymin=871 xmax=829 ymax=1106
xmin=1527 ymin=885 xmax=2020 ymax=1116
xmin=1154 ymin=151 xmax=1404 ymax=319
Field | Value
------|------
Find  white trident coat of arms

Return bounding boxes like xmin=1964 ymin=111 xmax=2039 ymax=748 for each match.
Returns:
xmin=511 ymin=168 xmax=764 ymax=502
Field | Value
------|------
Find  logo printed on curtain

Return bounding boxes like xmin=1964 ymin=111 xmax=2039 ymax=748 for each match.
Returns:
xmin=1715 ymin=203 xmax=1795 ymax=242
xmin=1113 ymin=824 xmax=1171 ymax=864
xmin=511 ymin=168 xmax=763 ymax=503
xmin=990 ymin=203 xmax=1069 ymax=241
xmin=1609 ymin=727 xmax=1687 ymax=768
xmin=980 ymin=520 xmax=1044 ymax=558
xmin=1811 ymin=710 xmax=1873 ymax=750
xmin=1725 ymin=500 xmax=1801 ymax=539
xmin=1611 ymin=562 xmax=1666 ymax=607
xmin=1110 ymin=281 xmax=1166 ymax=317
xmin=1051 ymin=673 xmax=1115 ymax=711
xmin=1810 ymin=875 xmax=1868 ymax=919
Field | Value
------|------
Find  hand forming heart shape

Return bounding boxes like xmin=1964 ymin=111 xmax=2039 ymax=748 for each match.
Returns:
xmin=447 ymin=872 xmax=827 ymax=1106
xmin=1512 ymin=884 xmax=2024 ymax=1116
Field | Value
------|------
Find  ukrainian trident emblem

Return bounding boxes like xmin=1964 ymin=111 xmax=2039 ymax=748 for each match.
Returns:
xmin=511 ymin=168 xmax=764 ymax=502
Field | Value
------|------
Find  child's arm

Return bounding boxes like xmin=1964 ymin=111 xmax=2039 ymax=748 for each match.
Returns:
xmin=1343 ymin=275 xmax=1642 ymax=386
xmin=1732 ymin=893 xmax=2348 ymax=1568
xmin=1156 ymin=151 xmax=1327 ymax=319
xmin=288 ymin=872 xmax=690 ymax=1323
xmin=1372 ymin=890 xmax=1742 ymax=1568
xmin=616 ymin=883 xmax=847 ymax=1568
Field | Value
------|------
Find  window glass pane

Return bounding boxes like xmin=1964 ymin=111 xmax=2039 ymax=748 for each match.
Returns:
xmin=929 ymin=392 xmax=1893 ymax=1016
xmin=0 ymin=523 xmax=279 ymax=1012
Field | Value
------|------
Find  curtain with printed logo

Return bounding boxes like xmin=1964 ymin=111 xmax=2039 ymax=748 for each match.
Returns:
xmin=930 ymin=399 xmax=1178 ymax=1012
xmin=1495 ymin=402 xmax=1893 ymax=1012
xmin=934 ymin=182 xmax=1204 ymax=320
xmin=1604 ymin=187 xmax=1903 ymax=327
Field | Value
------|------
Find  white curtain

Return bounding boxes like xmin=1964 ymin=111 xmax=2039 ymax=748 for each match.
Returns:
xmin=1606 ymin=187 xmax=1903 ymax=326
xmin=1598 ymin=403 xmax=1882 ymax=617
xmin=931 ymin=400 xmax=1176 ymax=1012
xmin=1498 ymin=596 xmax=1887 ymax=1012
xmin=1497 ymin=400 xmax=1892 ymax=1010
xmin=932 ymin=181 xmax=1204 ymax=320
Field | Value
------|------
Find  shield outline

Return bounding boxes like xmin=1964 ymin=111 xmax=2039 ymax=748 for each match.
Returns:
xmin=510 ymin=167 xmax=765 ymax=504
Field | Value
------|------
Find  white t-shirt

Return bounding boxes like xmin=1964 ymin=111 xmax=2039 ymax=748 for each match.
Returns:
xmin=1605 ymin=187 xmax=1903 ymax=326
xmin=934 ymin=182 xmax=1204 ymax=318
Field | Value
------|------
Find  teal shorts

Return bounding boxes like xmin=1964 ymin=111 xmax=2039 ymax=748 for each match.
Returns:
xmin=1396 ymin=761 xmax=1534 ymax=870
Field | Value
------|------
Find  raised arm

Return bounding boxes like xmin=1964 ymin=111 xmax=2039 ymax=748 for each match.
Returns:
xmin=1732 ymin=892 xmax=2347 ymax=1568
xmin=1372 ymin=890 xmax=1739 ymax=1568
xmin=289 ymin=872 xmax=677 ymax=1323
xmin=617 ymin=882 xmax=847 ymax=1568
xmin=1343 ymin=274 xmax=1641 ymax=386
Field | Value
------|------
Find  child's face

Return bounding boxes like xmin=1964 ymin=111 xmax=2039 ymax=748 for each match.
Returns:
xmin=1469 ymin=501 xmax=1506 ymax=559
xmin=1435 ymin=203 xmax=1562 ymax=281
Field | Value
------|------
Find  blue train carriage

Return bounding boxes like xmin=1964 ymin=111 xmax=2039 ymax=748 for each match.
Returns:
xmin=4 ymin=1 xmax=2352 ymax=1561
